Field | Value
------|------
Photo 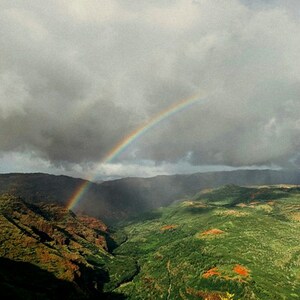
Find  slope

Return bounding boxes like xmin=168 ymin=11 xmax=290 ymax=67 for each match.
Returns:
xmin=110 ymin=185 xmax=300 ymax=299
xmin=0 ymin=194 xmax=133 ymax=299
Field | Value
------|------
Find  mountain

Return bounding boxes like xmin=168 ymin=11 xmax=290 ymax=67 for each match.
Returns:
xmin=0 ymin=194 xmax=129 ymax=299
xmin=1 ymin=185 xmax=300 ymax=299
xmin=1 ymin=170 xmax=300 ymax=223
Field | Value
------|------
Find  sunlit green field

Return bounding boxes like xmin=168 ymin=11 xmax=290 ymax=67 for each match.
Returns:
xmin=105 ymin=185 xmax=300 ymax=299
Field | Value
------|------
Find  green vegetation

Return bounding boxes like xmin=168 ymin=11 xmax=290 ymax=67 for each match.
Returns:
xmin=1 ymin=184 xmax=300 ymax=299
xmin=106 ymin=185 xmax=300 ymax=299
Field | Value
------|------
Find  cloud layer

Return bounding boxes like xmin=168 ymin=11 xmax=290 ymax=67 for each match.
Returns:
xmin=1 ymin=0 xmax=300 ymax=178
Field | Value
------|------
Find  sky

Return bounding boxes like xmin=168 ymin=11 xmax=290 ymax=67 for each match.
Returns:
xmin=0 ymin=0 xmax=300 ymax=180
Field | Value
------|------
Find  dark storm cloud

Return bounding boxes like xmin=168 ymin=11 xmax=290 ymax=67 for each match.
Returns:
xmin=1 ymin=0 xmax=300 ymax=173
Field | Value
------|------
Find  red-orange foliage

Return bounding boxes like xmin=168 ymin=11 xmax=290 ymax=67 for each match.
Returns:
xmin=95 ymin=236 xmax=108 ymax=250
xmin=160 ymin=225 xmax=177 ymax=231
xmin=202 ymin=264 xmax=250 ymax=283
xmin=202 ymin=267 xmax=220 ymax=278
xmin=233 ymin=264 xmax=249 ymax=277
xmin=78 ymin=215 xmax=108 ymax=232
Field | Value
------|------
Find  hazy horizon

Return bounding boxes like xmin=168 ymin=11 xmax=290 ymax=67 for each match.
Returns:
xmin=0 ymin=166 xmax=286 ymax=183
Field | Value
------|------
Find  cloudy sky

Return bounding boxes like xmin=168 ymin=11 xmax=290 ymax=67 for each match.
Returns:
xmin=1 ymin=0 xmax=300 ymax=180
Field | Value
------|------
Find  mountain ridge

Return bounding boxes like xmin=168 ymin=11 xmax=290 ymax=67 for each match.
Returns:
xmin=1 ymin=169 xmax=300 ymax=223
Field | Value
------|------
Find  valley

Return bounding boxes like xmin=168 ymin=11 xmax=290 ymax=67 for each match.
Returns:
xmin=1 ymin=181 xmax=300 ymax=299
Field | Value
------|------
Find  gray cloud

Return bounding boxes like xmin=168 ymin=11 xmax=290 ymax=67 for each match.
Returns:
xmin=1 ymin=0 xmax=300 ymax=178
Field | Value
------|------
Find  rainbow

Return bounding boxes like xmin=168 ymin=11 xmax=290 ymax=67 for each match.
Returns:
xmin=66 ymin=93 xmax=205 ymax=210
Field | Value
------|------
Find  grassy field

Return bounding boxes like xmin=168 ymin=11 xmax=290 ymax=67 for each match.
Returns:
xmin=105 ymin=185 xmax=300 ymax=299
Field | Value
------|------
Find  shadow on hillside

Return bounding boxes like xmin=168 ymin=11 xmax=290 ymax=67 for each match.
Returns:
xmin=185 ymin=206 xmax=213 ymax=214
xmin=101 ymin=293 xmax=128 ymax=299
xmin=0 ymin=257 xmax=80 ymax=299
xmin=0 ymin=257 xmax=127 ymax=300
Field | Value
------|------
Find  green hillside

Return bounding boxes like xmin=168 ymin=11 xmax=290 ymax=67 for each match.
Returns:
xmin=1 ymin=185 xmax=300 ymax=299
xmin=107 ymin=185 xmax=300 ymax=299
